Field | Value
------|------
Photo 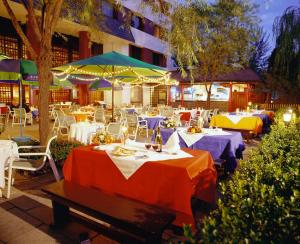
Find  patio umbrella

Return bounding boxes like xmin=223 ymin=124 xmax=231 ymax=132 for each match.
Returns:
xmin=0 ymin=57 xmax=38 ymax=141
xmin=52 ymin=51 xmax=169 ymax=119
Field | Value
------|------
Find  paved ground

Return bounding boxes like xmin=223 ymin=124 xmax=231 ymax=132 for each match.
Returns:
xmin=0 ymin=120 xmax=261 ymax=243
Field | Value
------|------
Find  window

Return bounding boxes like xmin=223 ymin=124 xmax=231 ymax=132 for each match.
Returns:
xmin=152 ymin=52 xmax=163 ymax=66
xmin=91 ymin=43 xmax=103 ymax=56
xmin=0 ymin=84 xmax=13 ymax=104
xmin=50 ymin=90 xmax=71 ymax=103
xmin=131 ymin=15 xmax=144 ymax=31
xmin=52 ymin=46 xmax=69 ymax=67
xmin=0 ymin=35 xmax=19 ymax=59
xmin=129 ymin=45 xmax=142 ymax=60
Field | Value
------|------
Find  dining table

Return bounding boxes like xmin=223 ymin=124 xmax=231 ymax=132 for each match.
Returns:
xmin=153 ymin=127 xmax=244 ymax=173
xmin=0 ymin=140 xmax=18 ymax=197
xmin=210 ymin=114 xmax=263 ymax=134
xmin=63 ymin=142 xmax=217 ymax=226
xmin=0 ymin=106 xmax=8 ymax=114
xmin=229 ymin=112 xmax=272 ymax=132
xmin=69 ymin=122 xmax=104 ymax=145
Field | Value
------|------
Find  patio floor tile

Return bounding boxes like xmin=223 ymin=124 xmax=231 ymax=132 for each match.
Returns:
xmin=9 ymin=195 xmax=43 ymax=211
xmin=27 ymin=206 xmax=53 ymax=225
xmin=8 ymin=207 xmax=42 ymax=227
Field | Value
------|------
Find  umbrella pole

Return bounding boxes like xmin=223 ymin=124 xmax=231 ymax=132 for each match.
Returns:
xmin=19 ymin=79 xmax=23 ymax=137
xmin=112 ymin=82 xmax=114 ymax=122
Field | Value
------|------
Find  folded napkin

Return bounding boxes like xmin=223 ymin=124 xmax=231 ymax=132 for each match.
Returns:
xmin=164 ymin=131 xmax=181 ymax=154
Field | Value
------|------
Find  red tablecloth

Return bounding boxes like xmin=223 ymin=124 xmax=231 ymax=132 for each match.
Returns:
xmin=63 ymin=146 xmax=217 ymax=225
xmin=0 ymin=107 xmax=8 ymax=114
xmin=180 ymin=112 xmax=191 ymax=122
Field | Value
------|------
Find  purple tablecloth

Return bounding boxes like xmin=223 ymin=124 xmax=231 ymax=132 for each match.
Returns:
xmin=125 ymin=108 xmax=136 ymax=114
xmin=141 ymin=117 xmax=165 ymax=130
xmin=153 ymin=128 xmax=245 ymax=172
xmin=31 ymin=110 xmax=39 ymax=118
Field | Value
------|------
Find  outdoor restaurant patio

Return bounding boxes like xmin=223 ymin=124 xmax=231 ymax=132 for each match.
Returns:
xmin=0 ymin=0 xmax=299 ymax=243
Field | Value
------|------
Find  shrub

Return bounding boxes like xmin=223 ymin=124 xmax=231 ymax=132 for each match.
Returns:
xmin=194 ymin=114 xmax=300 ymax=243
xmin=50 ymin=139 xmax=82 ymax=167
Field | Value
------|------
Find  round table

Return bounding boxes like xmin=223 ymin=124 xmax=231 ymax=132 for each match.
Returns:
xmin=69 ymin=122 xmax=104 ymax=144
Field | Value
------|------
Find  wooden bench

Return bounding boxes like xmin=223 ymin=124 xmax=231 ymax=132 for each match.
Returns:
xmin=42 ymin=180 xmax=176 ymax=243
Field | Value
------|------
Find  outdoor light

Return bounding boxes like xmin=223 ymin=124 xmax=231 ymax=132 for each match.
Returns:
xmin=248 ymin=101 xmax=252 ymax=106
xmin=288 ymin=108 xmax=293 ymax=113
xmin=283 ymin=112 xmax=292 ymax=124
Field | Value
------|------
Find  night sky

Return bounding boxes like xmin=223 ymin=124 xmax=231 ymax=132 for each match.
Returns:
xmin=256 ymin=0 xmax=300 ymax=48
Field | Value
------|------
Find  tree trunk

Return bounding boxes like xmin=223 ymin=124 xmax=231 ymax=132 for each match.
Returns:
xmin=205 ymin=83 xmax=212 ymax=109
xmin=37 ymin=46 xmax=52 ymax=145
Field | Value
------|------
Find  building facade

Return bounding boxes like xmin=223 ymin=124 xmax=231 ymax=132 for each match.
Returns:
xmin=0 ymin=0 xmax=174 ymax=106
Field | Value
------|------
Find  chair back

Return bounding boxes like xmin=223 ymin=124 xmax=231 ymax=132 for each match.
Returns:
xmin=125 ymin=114 xmax=138 ymax=126
xmin=13 ymin=108 xmax=26 ymax=118
xmin=106 ymin=122 xmax=122 ymax=139
xmin=94 ymin=109 xmax=105 ymax=123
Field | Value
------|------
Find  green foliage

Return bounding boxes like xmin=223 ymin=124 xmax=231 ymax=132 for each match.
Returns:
xmin=185 ymin=113 xmax=300 ymax=243
xmin=169 ymin=0 xmax=259 ymax=82
xmin=50 ymin=139 xmax=82 ymax=167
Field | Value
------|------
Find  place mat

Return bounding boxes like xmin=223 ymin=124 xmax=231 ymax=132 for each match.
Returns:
xmin=98 ymin=141 xmax=192 ymax=179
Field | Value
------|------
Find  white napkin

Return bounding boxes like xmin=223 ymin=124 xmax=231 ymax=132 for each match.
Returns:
xmin=164 ymin=131 xmax=180 ymax=154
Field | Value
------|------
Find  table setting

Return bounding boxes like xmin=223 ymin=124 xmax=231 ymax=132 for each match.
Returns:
xmin=63 ymin=136 xmax=217 ymax=225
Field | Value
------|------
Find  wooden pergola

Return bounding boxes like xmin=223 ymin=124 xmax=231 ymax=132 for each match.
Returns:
xmin=170 ymin=68 xmax=264 ymax=111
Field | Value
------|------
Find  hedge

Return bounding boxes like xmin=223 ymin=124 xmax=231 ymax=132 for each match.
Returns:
xmin=189 ymin=113 xmax=300 ymax=243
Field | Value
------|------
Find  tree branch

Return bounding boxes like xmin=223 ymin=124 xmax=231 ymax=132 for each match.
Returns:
xmin=1 ymin=0 xmax=37 ymax=59
xmin=27 ymin=0 xmax=42 ymax=41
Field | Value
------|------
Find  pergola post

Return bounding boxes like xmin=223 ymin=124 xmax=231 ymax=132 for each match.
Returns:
xmin=181 ymin=84 xmax=184 ymax=107
xmin=246 ymin=83 xmax=250 ymax=107
xmin=167 ymin=85 xmax=171 ymax=106
xmin=228 ymin=82 xmax=233 ymax=112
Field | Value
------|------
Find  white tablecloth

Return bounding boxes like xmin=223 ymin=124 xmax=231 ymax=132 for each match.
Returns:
xmin=0 ymin=140 xmax=18 ymax=188
xmin=94 ymin=140 xmax=192 ymax=179
xmin=69 ymin=122 xmax=104 ymax=145
xmin=177 ymin=128 xmax=231 ymax=147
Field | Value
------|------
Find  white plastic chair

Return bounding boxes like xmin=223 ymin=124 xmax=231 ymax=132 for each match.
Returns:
xmin=5 ymin=136 xmax=60 ymax=199
xmin=125 ymin=114 xmax=148 ymax=140
xmin=106 ymin=122 xmax=123 ymax=139
xmin=12 ymin=108 xmax=33 ymax=127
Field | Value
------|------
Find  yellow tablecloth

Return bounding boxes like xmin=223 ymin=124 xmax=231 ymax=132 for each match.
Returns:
xmin=210 ymin=115 xmax=263 ymax=134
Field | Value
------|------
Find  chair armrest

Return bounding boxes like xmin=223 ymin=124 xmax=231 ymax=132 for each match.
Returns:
xmin=18 ymin=145 xmax=46 ymax=150
xmin=19 ymin=152 xmax=50 ymax=157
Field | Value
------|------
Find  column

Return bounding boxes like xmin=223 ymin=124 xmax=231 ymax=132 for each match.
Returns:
xmin=181 ymin=84 xmax=184 ymax=107
xmin=228 ymin=82 xmax=233 ymax=112
xmin=78 ymin=31 xmax=91 ymax=105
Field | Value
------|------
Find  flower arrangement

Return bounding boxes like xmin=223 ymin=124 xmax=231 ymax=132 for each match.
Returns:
xmin=91 ymin=130 xmax=115 ymax=145
xmin=164 ymin=119 xmax=176 ymax=128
